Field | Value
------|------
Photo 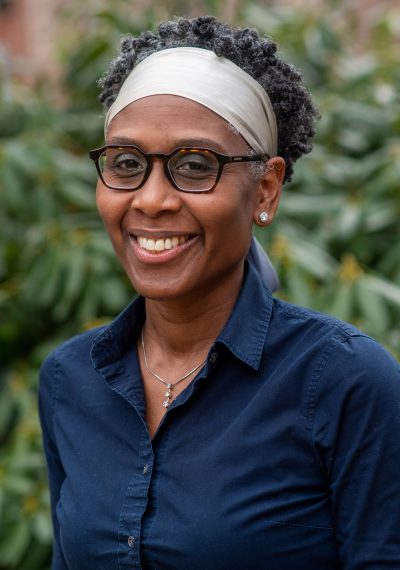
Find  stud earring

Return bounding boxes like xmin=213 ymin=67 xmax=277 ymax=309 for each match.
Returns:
xmin=259 ymin=211 xmax=269 ymax=224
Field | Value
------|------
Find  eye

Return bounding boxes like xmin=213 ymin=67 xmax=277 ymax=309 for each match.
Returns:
xmin=112 ymin=153 xmax=146 ymax=176
xmin=101 ymin=149 xmax=147 ymax=179
xmin=171 ymin=151 xmax=219 ymax=179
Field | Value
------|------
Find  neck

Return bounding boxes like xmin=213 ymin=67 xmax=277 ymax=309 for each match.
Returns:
xmin=143 ymin=264 xmax=244 ymax=358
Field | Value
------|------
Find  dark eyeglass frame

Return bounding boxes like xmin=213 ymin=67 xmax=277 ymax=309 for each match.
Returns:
xmin=89 ymin=144 xmax=269 ymax=193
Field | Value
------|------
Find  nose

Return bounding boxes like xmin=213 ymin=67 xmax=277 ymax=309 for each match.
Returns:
xmin=129 ymin=160 xmax=181 ymax=217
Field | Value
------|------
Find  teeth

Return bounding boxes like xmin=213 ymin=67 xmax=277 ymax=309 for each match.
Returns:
xmin=137 ymin=235 xmax=190 ymax=253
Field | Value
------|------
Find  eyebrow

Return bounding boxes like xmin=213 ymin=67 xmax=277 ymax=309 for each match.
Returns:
xmin=106 ymin=136 xmax=227 ymax=153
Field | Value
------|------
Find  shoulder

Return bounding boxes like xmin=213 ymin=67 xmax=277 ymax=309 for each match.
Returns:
xmin=39 ymin=295 xmax=144 ymax=401
xmin=39 ymin=326 xmax=108 ymax=407
xmin=268 ymin=301 xmax=400 ymax=463
xmin=270 ymin=296 xmax=399 ymax=388
xmin=271 ymin=296 xmax=393 ymax=352
xmin=272 ymin=296 xmax=362 ymax=339
xmin=40 ymin=325 xmax=107 ymax=379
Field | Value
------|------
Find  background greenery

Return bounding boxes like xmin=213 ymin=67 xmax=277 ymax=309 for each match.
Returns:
xmin=1 ymin=0 xmax=399 ymax=567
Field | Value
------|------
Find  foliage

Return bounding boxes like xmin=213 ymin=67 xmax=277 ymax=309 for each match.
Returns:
xmin=246 ymin=1 xmax=400 ymax=352
xmin=1 ymin=1 xmax=399 ymax=568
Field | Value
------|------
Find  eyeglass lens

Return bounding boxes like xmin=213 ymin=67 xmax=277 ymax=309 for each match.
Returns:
xmin=98 ymin=147 xmax=220 ymax=192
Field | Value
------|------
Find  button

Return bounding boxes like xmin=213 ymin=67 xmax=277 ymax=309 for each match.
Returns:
xmin=128 ymin=536 xmax=135 ymax=548
xmin=142 ymin=464 xmax=149 ymax=475
xmin=209 ymin=352 xmax=218 ymax=364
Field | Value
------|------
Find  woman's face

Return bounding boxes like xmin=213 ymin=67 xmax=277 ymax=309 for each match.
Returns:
xmin=96 ymin=95 xmax=281 ymax=302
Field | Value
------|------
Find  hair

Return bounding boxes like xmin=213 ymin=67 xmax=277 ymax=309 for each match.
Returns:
xmin=98 ymin=16 xmax=319 ymax=183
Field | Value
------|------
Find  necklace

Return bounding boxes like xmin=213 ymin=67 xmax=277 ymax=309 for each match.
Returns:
xmin=141 ymin=329 xmax=207 ymax=409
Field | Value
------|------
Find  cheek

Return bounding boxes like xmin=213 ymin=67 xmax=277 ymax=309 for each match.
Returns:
xmin=200 ymin=179 xmax=257 ymax=244
xmin=96 ymin=183 xmax=126 ymax=236
xmin=217 ymin=178 xmax=257 ymax=228
xmin=96 ymin=181 xmax=109 ymax=224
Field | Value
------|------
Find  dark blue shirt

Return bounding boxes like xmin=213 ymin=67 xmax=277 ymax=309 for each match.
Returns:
xmin=39 ymin=263 xmax=400 ymax=570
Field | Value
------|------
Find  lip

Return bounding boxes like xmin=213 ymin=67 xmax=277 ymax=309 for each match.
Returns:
xmin=129 ymin=229 xmax=194 ymax=239
xmin=128 ymin=233 xmax=200 ymax=264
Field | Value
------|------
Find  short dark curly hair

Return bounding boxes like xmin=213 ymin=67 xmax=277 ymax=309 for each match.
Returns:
xmin=98 ymin=16 xmax=319 ymax=183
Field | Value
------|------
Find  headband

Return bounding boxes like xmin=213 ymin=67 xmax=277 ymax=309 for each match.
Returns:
xmin=104 ymin=47 xmax=278 ymax=157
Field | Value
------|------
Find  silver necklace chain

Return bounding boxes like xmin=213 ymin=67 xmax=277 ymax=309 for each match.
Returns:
xmin=141 ymin=329 xmax=207 ymax=409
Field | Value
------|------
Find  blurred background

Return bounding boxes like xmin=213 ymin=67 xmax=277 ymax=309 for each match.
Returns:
xmin=0 ymin=0 xmax=399 ymax=568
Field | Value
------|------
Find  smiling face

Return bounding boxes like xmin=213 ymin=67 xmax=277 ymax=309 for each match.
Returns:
xmin=96 ymin=95 xmax=282 ymax=303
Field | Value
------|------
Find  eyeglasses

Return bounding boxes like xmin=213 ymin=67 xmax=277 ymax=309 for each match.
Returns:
xmin=89 ymin=145 xmax=269 ymax=193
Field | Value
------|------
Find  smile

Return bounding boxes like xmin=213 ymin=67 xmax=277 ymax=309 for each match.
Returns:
xmin=136 ymin=235 xmax=191 ymax=253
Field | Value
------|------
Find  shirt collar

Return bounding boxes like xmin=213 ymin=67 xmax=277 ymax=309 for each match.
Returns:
xmin=91 ymin=295 xmax=145 ymax=371
xmin=91 ymin=262 xmax=272 ymax=373
xmin=215 ymin=262 xmax=273 ymax=370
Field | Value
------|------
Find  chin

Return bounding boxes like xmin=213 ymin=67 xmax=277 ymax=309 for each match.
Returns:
xmin=127 ymin=273 xmax=190 ymax=302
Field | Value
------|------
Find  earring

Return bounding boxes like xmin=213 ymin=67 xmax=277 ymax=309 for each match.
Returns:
xmin=259 ymin=211 xmax=269 ymax=224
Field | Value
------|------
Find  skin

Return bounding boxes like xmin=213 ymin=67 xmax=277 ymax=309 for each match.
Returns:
xmin=96 ymin=95 xmax=285 ymax=437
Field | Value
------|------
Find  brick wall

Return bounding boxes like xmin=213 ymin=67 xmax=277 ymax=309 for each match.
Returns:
xmin=0 ymin=0 xmax=64 ymax=84
xmin=1 ymin=0 xmax=398 ymax=85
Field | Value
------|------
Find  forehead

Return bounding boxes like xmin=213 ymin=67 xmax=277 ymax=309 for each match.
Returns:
xmin=106 ymin=94 xmax=248 ymax=152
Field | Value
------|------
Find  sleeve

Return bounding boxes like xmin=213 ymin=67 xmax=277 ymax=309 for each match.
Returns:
xmin=312 ymin=335 xmax=400 ymax=569
xmin=38 ymin=352 xmax=69 ymax=570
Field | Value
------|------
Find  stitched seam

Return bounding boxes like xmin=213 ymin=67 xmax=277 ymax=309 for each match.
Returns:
xmin=50 ymin=351 xmax=62 ymax=451
xmin=219 ymin=284 xmax=271 ymax=369
xmin=141 ymin=428 xmax=172 ymax=568
xmin=262 ymin=518 xmax=333 ymax=531
xmin=215 ymin=275 xmax=272 ymax=369
xmin=275 ymin=298 xmax=369 ymax=340
xmin=117 ymin=478 xmax=143 ymax=568
xmin=306 ymin=334 xmax=344 ymax=462
xmin=219 ymin=337 xmax=260 ymax=368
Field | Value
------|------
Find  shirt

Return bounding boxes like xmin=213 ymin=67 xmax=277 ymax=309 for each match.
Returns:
xmin=39 ymin=262 xmax=400 ymax=570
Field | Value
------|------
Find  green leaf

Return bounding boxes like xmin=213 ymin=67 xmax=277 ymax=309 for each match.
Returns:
xmin=0 ymin=520 xmax=30 ymax=564
xmin=356 ymin=280 xmax=389 ymax=336
xmin=363 ymin=276 xmax=400 ymax=306
xmin=285 ymin=265 xmax=313 ymax=307
xmin=329 ymin=283 xmax=354 ymax=322
xmin=53 ymin=247 xmax=87 ymax=320
xmin=32 ymin=512 xmax=53 ymax=543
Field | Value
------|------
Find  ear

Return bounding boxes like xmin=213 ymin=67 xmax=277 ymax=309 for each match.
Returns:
xmin=253 ymin=157 xmax=285 ymax=226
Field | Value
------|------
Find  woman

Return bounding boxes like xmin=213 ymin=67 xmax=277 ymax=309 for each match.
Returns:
xmin=39 ymin=16 xmax=400 ymax=569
